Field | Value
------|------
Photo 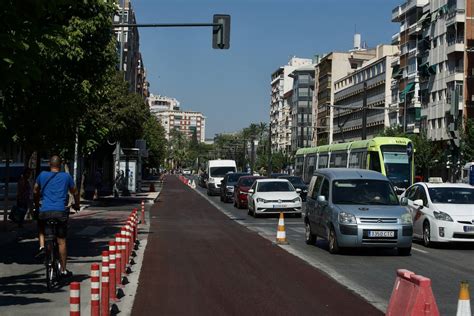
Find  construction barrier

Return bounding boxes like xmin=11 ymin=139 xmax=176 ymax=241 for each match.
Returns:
xmin=70 ymin=282 xmax=81 ymax=316
xmin=101 ymin=251 xmax=110 ymax=316
xmin=386 ymin=269 xmax=439 ymax=316
xmin=276 ymin=212 xmax=288 ymax=245
xmin=108 ymin=241 xmax=117 ymax=302
xmin=456 ymin=281 xmax=471 ymax=316
xmin=91 ymin=263 xmax=100 ymax=316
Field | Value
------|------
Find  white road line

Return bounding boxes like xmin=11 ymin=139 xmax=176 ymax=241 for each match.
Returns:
xmin=412 ymin=246 xmax=429 ymax=254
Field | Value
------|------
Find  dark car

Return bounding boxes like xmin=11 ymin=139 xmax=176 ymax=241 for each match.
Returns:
xmin=220 ymin=172 xmax=250 ymax=203
xmin=278 ymin=176 xmax=308 ymax=201
xmin=270 ymin=173 xmax=287 ymax=178
xmin=233 ymin=176 xmax=265 ymax=209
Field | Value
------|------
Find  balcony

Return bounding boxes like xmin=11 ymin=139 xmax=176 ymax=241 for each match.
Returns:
xmin=391 ymin=32 xmax=400 ymax=45
xmin=446 ymin=8 xmax=465 ymax=27
xmin=446 ymin=38 xmax=464 ymax=55
xmin=446 ymin=66 xmax=464 ymax=82
xmin=392 ymin=0 xmax=429 ymax=22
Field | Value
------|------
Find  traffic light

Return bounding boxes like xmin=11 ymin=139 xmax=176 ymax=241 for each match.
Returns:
xmin=212 ymin=14 xmax=230 ymax=49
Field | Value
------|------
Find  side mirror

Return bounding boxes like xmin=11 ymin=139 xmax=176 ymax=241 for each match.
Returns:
xmin=400 ymin=197 xmax=408 ymax=206
xmin=296 ymin=188 xmax=302 ymax=193
xmin=248 ymin=189 xmax=254 ymax=194
xmin=317 ymin=195 xmax=327 ymax=205
xmin=413 ymin=199 xmax=424 ymax=208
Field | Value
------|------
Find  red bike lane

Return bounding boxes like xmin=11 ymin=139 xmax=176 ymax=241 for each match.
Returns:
xmin=132 ymin=176 xmax=382 ymax=316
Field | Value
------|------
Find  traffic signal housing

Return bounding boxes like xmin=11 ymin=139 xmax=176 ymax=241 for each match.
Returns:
xmin=212 ymin=14 xmax=230 ymax=49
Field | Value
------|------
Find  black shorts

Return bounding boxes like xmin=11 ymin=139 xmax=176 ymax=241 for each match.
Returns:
xmin=38 ymin=211 xmax=69 ymax=238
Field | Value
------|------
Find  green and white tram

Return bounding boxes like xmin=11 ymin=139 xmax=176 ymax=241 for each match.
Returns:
xmin=294 ymin=137 xmax=415 ymax=191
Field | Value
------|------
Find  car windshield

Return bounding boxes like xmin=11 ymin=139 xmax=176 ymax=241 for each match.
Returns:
xmin=240 ymin=178 xmax=257 ymax=187
xmin=210 ymin=167 xmax=236 ymax=177
xmin=258 ymin=181 xmax=293 ymax=192
xmin=332 ymin=180 xmax=399 ymax=205
xmin=428 ymin=187 xmax=474 ymax=204
xmin=281 ymin=176 xmax=305 ymax=185
xmin=227 ymin=173 xmax=247 ymax=183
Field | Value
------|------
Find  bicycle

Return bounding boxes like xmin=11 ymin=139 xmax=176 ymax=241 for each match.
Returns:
xmin=44 ymin=218 xmax=62 ymax=290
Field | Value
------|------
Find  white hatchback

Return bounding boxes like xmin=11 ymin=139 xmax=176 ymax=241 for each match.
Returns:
xmin=400 ymin=182 xmax=474 ymax=246
xmin=247 ymin=179 xmax=302 ymax=217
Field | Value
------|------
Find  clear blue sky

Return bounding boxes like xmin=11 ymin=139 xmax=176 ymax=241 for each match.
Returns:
xmin=133 ymin=0 xmax=400 ymax=138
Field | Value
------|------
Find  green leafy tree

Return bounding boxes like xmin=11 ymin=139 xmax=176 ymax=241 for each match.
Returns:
xmin=143 ymin=115 xmax=166 ymax=168
xmin=460 ymin=118 xmax=474 ymax=164
xmin=0 ymin=0 xmax=117 ymax=159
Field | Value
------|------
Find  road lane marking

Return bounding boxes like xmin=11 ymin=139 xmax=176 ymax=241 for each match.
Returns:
xmin=412 ymin=246 xmax=429 ymax=254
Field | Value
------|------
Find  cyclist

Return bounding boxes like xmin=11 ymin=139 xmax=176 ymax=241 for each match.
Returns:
xmin=33 ymin=155 xmax=79 ymax=278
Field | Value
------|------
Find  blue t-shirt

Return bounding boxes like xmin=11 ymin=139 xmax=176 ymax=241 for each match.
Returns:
xmin=36 ymin=171 xmax=75 ymax=212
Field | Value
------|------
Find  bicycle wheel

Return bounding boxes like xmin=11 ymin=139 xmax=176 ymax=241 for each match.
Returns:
xmin=45 ymin=243 xmax=54 ymax=291
xmin=53 ymin=243 xmax=62 ymax=281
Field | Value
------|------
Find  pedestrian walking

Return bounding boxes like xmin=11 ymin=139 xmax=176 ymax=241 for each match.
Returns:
xmin=93 ymin=168 xmax=103 ymax=200
xmin=9 ymin=168 xmax=32 ymax=226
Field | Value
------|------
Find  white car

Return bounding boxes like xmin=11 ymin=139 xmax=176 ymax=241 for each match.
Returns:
xmin=400 ymin=182 xmax=474 ymax=246
xmin=247 ymin=179 xmax=302 ymax=217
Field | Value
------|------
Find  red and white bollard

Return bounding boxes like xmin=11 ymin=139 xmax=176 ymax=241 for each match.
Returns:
xmin=91 ymin=263 xmax=100 ymax=316
xmin=114 ymin=233 xmax=122 ymax=287
xmin=101 ymin=251 xmax=110 ymax=316
xmin=108 ymin=241 xmax=117 ymax=302
xmin=120 ymin=226 xmax=129 ymax=274
xmin=141 ymin=200 xmax=146 ymax=224
xmin=70 ymin=281 xmax=81 ymax=316
xmin=120 ymin=229 xmax=127 ymax=274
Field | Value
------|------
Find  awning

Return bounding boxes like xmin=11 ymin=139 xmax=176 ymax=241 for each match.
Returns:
xmin=400 ymin=82 xmax=415 ymax=98
xmin=417 ymin=12 xmax=431 ymax=25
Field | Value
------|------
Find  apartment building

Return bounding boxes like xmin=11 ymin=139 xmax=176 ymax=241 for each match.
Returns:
xmin=270 ymin=57 xmax=312 ymax=153
xmin=147 ymin=94 xmax=180 ymax=113
xmin=289 ymin=65 xmax=315 ymax=151
xmin=333 ymin=45 xmax=399 ymax=143
xmin=114 ymin=0 xmax=149 ymax=96
xmin=314 ymin=44 xmax=377 ymax=145
xmin=154 ymin=110 xmax=206 ymax=143
xmin=392 ymin=0 xmax=474 ymax=146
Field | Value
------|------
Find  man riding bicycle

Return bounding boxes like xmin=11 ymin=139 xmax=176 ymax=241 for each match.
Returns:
xmin=33 ymin=155 xmax=79 ymax=277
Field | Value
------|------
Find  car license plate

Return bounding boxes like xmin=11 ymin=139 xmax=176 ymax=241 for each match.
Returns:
xmin=463 ymin=226 xmax=474 ymax=232
xmin=368 ymin=231 xmax=395 ymax=238
xmin=273 ymin=204 xmax=288 ymax=209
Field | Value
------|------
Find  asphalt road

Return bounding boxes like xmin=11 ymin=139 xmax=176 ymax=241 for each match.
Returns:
xmin=132 ymin=176 xmax=381 ymax=316
xmin=191 ymin=176 xmax=474 ymax=315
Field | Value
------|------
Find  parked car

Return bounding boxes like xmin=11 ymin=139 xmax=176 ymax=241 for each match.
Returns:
xmin=233 ymin=176 xmax=265 ymax=209
xmin=278 ymin=176 xmax=308 ymax=201
xmin=182 ymin=169 xmax=192 ymax=175
xmin=220 ymin=172 xmax=250 ymax=203
xmin=304 ymin=168 xmax=413 ymax=255
xmin=400 ymin=182 xmax=474 ymax=247
xmin=270 ymin=173 xmax=287 ymax=178
xmin=247 ymin=179 xmax=302 ymax=217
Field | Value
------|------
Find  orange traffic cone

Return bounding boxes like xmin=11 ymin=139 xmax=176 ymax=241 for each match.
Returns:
xmin=456 ymin=281 xmax=471 ymax=316
xmin=276 ymin=212 xmax=288 ymax=244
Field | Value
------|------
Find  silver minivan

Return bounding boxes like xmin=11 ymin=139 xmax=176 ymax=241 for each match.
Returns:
xmin=304 ymin=168 xmax=413 ymax=255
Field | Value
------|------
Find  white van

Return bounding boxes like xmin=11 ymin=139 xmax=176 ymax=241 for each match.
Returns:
xmin=206 ymin=160 xmax=237 ymax=196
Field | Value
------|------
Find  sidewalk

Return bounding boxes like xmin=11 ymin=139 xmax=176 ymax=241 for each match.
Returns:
xmin=0 ymin=181 xmax=161 ymax=316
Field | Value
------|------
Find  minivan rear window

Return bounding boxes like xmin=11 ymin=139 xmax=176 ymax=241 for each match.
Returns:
xmin=332 ymin=180 xmax=398 ymax=205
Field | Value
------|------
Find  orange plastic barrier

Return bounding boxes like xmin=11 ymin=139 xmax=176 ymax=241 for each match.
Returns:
xmin=386 ymin=269 xmax=439 ymax=316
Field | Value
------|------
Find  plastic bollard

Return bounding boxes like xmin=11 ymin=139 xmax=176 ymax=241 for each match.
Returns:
xmin=120 ymin=229 xmax=127 ymax=274
xmin=114 ymin=233 xmax=122 ymax=286
xmin=141 ymin=200 xmax=146 ymax=224
xmin=91 ymin=263 xmax=100 ymax=316
xmin=108 ymin=241 xmax=117 ymax=301
xmin=101 ymin=251 xmax=110 ymax=316
xmin=70 ymin=282 xmax=81 ymax=316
